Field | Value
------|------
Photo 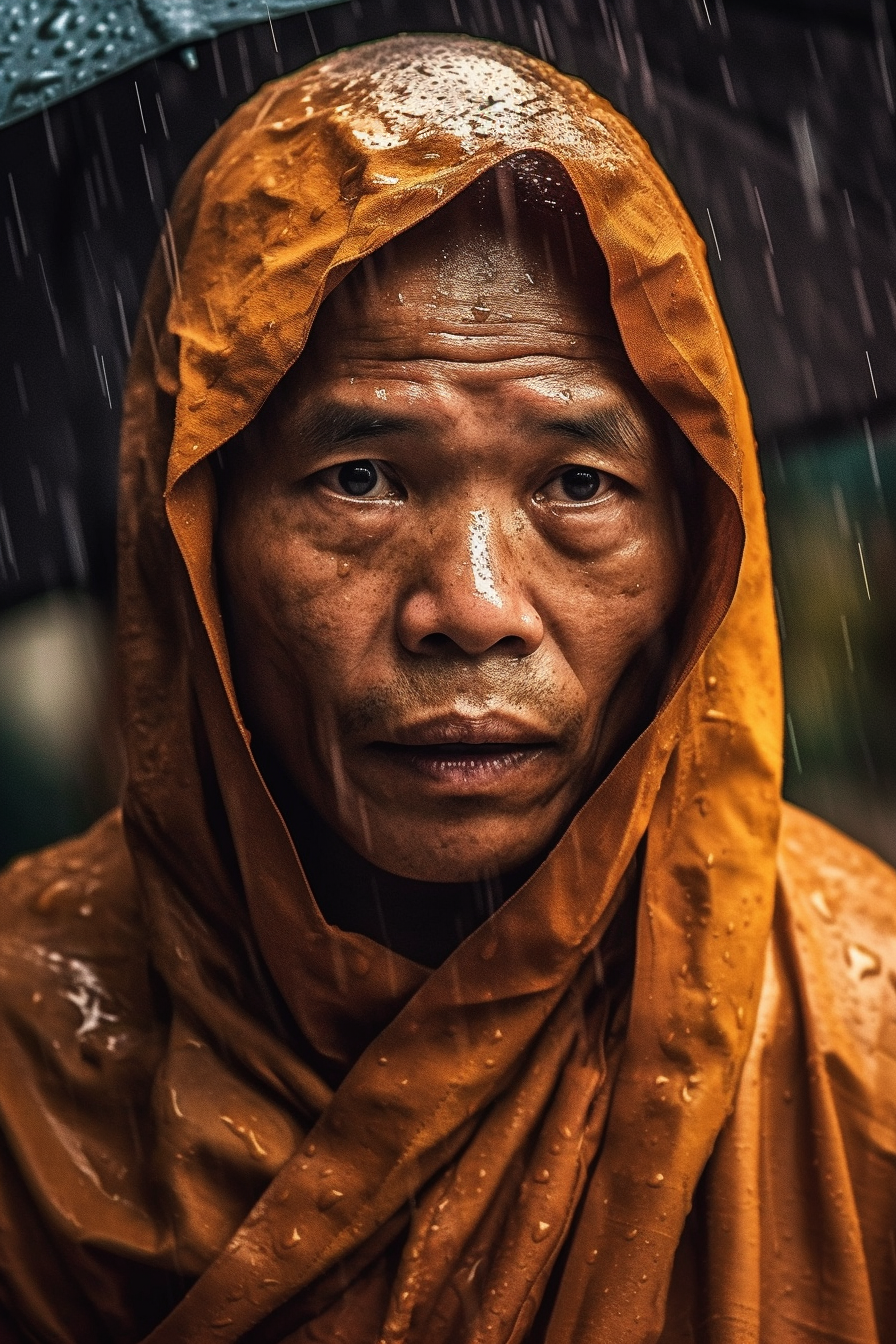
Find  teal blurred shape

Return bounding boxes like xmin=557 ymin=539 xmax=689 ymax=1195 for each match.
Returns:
xmin=0 ymin=0 xmax=342 ymax=130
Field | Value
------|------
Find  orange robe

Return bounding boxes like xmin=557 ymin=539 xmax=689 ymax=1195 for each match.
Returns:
xmin=0 ymin=34 xmax=893 ymax=1344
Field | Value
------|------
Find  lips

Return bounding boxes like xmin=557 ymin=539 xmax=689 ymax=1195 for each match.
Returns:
xmin=368 ymin=715 xmax=553 ymax=787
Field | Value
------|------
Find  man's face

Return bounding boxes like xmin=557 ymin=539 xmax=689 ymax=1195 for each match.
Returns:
xmin=219 ymin=195 xmax=688 ymax=882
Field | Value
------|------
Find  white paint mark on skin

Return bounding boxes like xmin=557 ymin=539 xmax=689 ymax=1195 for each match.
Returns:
xmin=469 ymin=510 xmax=501 ymax=607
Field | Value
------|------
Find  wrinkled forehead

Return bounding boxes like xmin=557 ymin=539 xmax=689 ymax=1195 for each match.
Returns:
xmin=304 ymin=153 xmax=625 ymax=360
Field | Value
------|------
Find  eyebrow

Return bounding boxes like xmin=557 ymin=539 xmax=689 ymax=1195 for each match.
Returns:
xmin=287 ymin=399 xmax=653 ymax=461
xmin=297 ymin=403 xmax=418 ymax=451
xmin=538 ymin=404 xmax=653 ymax=461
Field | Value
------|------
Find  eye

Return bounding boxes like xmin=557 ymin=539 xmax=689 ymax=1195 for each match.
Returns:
xmin=537 ymin=466 xmax=614 ymax=504
xmin=319 ymin=459 xmax=398 ymax=499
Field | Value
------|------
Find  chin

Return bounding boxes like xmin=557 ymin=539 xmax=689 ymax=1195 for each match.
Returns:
xmin=361 ymin=820 xmax=548 ymax=884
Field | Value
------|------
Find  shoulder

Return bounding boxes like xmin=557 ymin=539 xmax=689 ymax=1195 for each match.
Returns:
xmin=0 ymin=810 xmax=161 ymax=1067
xmin=778 ymin=801 xmax=896 ymax=948
xmin=777 ymin=801 xmax=896 ymax=1138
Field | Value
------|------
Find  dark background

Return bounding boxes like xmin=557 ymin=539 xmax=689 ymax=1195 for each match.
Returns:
xmin=1 ymin=0 xmax=894 ymax=862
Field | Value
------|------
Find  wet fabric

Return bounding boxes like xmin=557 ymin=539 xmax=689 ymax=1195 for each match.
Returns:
xmin=0 ymin=33 xmax=894 ymax=1344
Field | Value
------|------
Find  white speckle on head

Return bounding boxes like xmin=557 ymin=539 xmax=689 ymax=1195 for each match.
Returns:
xmin=469 ymin=510 xmax=501 ymax=607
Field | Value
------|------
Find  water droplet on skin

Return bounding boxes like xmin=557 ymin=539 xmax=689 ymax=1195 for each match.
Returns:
xmin=304 ymin=1143 xmax=316 ymax=1156
xmin=586 ymin=1248 xmax=598 ymax=1264
xmin=317 ymin=1188 xmax=344 ymax=1211
xmin=706 ymin=675 xmax=717 ymax=688
xmin=845 ymin=943 xmax=881 ymax=980
xmin=532 ymin=1221 xmax=551 ymax=1242
xmin=378 ymin=1056 xmax=388 ymax=1065
xmin=283 ymin=1227 xmax=301 ymax=1247
xmin=550 ymin=1142 xmax=561 ymax=1155
xmin=736 ymin=1005 xmax=745 ymax=1028
xmin=624 ymin=1228 xmax=639 ymax=1240
xmin=810 ymin=890 xmax=834 ymax=922
xmin=492 ymin=1029 xmax=503 ymax=1041
xmin=647 ymin=1172 xmax=664 ymax=1187
xmin=682 ymin=1086 xmax=694 ymax=1103
xmin=560 ymin=1125 xmax=572 ymax=1139
xmin=655 ymin=1074 xmax=669 ymax=1085
xmin=533 ymin=1168 xmax=550 ymax=1183
xmin=706 ymin=853 xmax=715 ymax=867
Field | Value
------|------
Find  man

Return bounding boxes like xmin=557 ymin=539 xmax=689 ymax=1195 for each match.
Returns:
xmin=0 ymin=33 xmax=893 ymax=1344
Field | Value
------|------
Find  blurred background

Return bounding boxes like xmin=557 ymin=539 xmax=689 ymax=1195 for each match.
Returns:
xmin=0 ymin=0 xmax=894 ymax=865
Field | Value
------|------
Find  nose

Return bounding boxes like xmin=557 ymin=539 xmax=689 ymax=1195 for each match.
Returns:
xmin=396 ymin=508 xmax=544 ymax=657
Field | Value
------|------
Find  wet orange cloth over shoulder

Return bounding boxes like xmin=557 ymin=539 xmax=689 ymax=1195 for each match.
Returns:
xmin=0 ymin=33 xmax=894 ymax=1344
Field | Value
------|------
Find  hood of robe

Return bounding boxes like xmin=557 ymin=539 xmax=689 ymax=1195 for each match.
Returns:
xmin=5 ymin=33 xmax=786 ymax=1344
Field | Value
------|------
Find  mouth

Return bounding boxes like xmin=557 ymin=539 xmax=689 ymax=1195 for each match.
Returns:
xmin=368 ymin=715 xmax=554 ymax=788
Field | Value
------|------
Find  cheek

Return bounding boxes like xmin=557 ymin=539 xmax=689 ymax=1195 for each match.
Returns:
xmin=225 ymin=500 xmax=399 ymax=685
xmin=546 ymin=517 xmax=684 ymax=687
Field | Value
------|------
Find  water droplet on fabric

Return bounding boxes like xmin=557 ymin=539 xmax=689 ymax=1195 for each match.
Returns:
xmin=647 ymin=1172 xmax=665 ymax=1187
xmin=533 ymin=1168 xmax=550 ymax=1183
xmin=532 ymin=1221 xmax=551 ymax=1242
xmin=846 ymin=943 xmax=881 ymax=979
xmin=810 ymin=890 xmax=834 ymax=922
xmin=624 ymin=1227 xmax=639 ymax=1240
xmin=586 ymin=1248 xmax=598 ymax=1264
xmin=317 ymin=1188 xmax=344 ymax=1211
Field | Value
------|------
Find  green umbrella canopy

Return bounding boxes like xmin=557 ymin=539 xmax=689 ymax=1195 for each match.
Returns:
xmin=0 ymin=0 xmax=341 ymax=129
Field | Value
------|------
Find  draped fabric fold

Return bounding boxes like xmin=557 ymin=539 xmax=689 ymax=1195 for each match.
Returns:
xmin=0 ymin=33 xmax=893 ymax=1344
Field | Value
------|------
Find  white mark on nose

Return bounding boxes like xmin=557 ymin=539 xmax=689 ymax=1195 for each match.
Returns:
xmin=469 ymin=509 xmax=501 ymax=607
